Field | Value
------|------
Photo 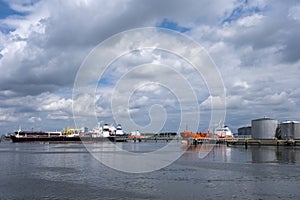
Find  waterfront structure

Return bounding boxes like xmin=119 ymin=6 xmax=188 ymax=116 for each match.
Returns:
xmin=238 ymin=126 xmax=252 ymax=136
xmin=251 ymin=118 xmax=278 ymax=139
xmin=278 ymin=121 xmax=300 ymax=140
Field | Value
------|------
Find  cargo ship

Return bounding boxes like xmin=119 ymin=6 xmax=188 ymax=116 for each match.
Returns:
xmin=180 ymin=130 xmax=211 ymax=139
xmin=10 ymin=124 xmax=127 ymax=143
xmin=180 ymin=126 xmax=234 ymax=139
xmin=214 ymin=126 xmax=234 ymax=139
xmin=10 ymin=130 xmax=82 ymax=143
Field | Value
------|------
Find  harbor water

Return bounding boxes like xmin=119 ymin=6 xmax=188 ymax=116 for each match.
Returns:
xmin=1 ymin=142 xmax=300 ymax=200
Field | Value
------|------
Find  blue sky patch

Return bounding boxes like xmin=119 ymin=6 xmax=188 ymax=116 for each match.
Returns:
xmin=222 ymin=2 xmax=263 ymax=24
xmin=157 ymin=18 xmax=190 ymax=33
xmin=0 ymin=1 xmax=23 ymax=19
xmin=0 ymin=23 xmax=16 ymax=34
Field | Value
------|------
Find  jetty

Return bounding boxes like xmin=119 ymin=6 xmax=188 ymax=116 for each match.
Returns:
xmin=226 ymin=138 xmax=300 ymax=148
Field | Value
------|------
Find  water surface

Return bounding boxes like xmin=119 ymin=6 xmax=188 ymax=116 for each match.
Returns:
xmin=1 ymin=142 xmax=300 ymax=200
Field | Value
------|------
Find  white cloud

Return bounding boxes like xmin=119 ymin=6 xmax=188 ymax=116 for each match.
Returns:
xmin=47 ymin=113 xmax=70 ymax=120
xmin=38 ymin=98 xmax=72 ymax=111
xmin=233 ymin=80 xmax=250 ymax=89
xmin=262 ymin=92 xmax=295 ymax=106
xmin=0 ymin=0 xmax=300 ymax=134
xmin=28 ymin=116 xmax=42 ymax=123
xmin=237 ymin=14 xmax=264 ymax=27
xmin=288 ymin=5 xmax=300 ymax=21
xmin=0 ymin=115 xmax=18 ymax=122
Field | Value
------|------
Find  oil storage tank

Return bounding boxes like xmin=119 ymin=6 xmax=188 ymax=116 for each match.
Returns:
xmin=251 ymin=118 xmax=278 ymax=139
xmin=295 ymin=122 xmax=300 ymax=139
xmin=238 ymin=126 xmax=251 ymax=136
xmin=279 ymin=121 xmax=300 ymax=140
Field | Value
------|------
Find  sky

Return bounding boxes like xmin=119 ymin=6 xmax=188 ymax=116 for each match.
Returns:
xmin=0 ymin=0 xmax=300 ymax=134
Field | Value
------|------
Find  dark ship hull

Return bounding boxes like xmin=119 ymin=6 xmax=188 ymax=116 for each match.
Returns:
xmin=10 ymin=135 xmax=82 ymax=143
xmin=10 ymin=135 xmax=127 ymax=143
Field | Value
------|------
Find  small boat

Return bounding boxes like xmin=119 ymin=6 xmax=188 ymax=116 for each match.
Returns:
xmin=128 ymin=130 xmax=144 ymax=139
xmin=4 ymin=133 xmax=12 ymax=140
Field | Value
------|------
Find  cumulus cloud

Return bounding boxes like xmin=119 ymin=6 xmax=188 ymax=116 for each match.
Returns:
xmin=0 ymin=0 xmax=299 ymax=133
xmin=0 ymin=114 xmax=18 ymax=122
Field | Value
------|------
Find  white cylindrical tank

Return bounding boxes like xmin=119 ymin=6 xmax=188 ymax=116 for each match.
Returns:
xmin=279 ymin=121 xmax=300 ymax=140
xmin=238 ymin=126 xmax=252 ymax=136
xmin=295 ymin=122 xmax=300 ymax=140
xmin=251 ymin=118 xmax=278 ymax=139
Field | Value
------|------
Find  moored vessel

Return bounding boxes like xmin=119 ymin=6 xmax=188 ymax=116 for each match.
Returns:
xmin=10 ymin=123 xmax=127 ymax=143
xmin=116 ymin=124 xmax=125 ymax=135
xmin=214 ymin=126 xmax=234 ymax=139
xmin=180 ymin=130 xmax=211 ymax=139
xmin=10 ymin=129 xmax=81 ymax=143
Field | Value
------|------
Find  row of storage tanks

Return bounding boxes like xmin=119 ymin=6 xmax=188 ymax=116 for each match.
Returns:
xmin=238 ymin=118 xmax=300 ymax=140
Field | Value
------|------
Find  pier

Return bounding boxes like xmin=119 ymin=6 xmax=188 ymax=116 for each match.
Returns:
xmin=178 ymin=138 xmax=300 ymax=148
xmin=226 ymin=139 xmax=300 ymax=148
xmin=127 ymin=136 xmax=179 ymax=143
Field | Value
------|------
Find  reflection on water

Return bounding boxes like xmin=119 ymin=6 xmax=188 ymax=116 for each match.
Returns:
xmin=185 ymin=144 xmax=300 ymax=164
xmin=2 ymin=142 xmax=300 ymax=165
xmin=252 ymin=146 xmax=300 ymax=164
xmin=1 ymin=142 xmax=300 ymax=200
